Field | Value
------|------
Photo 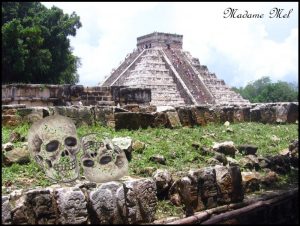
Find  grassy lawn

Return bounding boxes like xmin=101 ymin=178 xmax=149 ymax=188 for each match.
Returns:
xmin=2 ymin=121 xmax=298 ymax=219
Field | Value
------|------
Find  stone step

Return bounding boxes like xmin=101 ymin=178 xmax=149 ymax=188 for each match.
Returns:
xmin=80 ymin=95 xmax=113 ymax=101
xmin=82 ymin=91 xmax=111 ymax=96
xmin=83 ymin=87 xmax=111 ymax=92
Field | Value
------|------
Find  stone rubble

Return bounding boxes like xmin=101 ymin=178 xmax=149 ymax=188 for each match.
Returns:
xmin=149 ymin=155 xmax=167 ymax=165
xmin=212 ymin=141 xmax=238 ymax=158
xmin=2 ymin=147 xmax=31 ymax=166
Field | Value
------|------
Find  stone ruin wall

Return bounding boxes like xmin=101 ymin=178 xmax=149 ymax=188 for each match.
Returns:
xmin=2 ymin=84 xmax=151 ymax=107
xmin=2 ymin=101 xmax=298 ymax=129
xmin=2 ymin=178 xmax=158 ymax=224
xmin=2 ymin=161 xmax=298 ymax=224
xmin=2 ymin=84 xmax=298 ymax=129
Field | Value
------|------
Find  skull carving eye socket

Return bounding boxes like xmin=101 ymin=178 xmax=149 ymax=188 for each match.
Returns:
xmin=100 ymin=156 xmax=112 ymax=165
xmin=65 ymin=137 xmax=77 ymax=146
xmin=83 ymin=159 xmax=94 ymax=167
xmin=46 ymin=140 xmax=59 ymax=152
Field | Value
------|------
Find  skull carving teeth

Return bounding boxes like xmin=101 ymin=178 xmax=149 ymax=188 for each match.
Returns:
xmin=53 ymin=159 xmax=76 ymax=171
xmin=81 ymin=133 xmax=128 ymax=183
xmin=28 ymin=115 xmax=80 ymax=183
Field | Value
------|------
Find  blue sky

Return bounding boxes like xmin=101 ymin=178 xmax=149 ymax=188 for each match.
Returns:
xmin=42 ymin=2 xmax=298 ymax=88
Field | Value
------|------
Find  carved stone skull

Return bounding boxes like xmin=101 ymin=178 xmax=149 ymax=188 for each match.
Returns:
xmin=81 ymin=133 xmax=128 ymax=183
xmin=28 ymin=115 xmax=80 ymax=182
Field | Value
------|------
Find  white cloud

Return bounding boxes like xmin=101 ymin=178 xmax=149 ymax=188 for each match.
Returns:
xmin=42 ymin=2 xmax=298 ymax=87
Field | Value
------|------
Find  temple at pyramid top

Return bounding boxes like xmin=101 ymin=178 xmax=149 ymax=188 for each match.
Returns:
xmin=137 ymin=32 xmax=183 ymax=49
xmin=100 ymin=32 xmax=250 ymax=106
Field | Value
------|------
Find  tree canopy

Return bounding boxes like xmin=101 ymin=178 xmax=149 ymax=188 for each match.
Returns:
xmin=2 ymin=2 xmax=82 ymax=84
xmin=232 ymin=76 xmax=298 ymax=103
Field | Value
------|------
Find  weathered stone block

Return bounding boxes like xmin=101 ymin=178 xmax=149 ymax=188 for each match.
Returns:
xmin=9 ymin=189 xmax=27 ymax=224
xmin=289 ymin=139 xmax=298 ymax=167
xmin=257 ymin=156 xmax=272 ymax=169
xmin=238 ymin=144 xmax=258 ymax=155
xmin=152 ymin=169 xmax=173 ymax=199
xmin=196 ymin=167 xmax=218 ymax=209
xmin=250 ymin=107 xmax=261 ymax=122
xmin=94 ymin=106 xmax=115 ymax=127
xmin=275 ymin=104 xmax=288 ymax=123
xmin=114 ymin=112 xmax=155 ymax=130
xmin=215 ymin=165 xmax=233 ymax=204
xmin=115 ymin=112 xmax=139 ymax=130
xmin=217 ymin=107 xmax=234 ymax=123
xmin=51 ymin=106 xmax=94 ymax=126
xmin=25 ymin=188 xmax=56 ymax=224
xmin=227 ymin=156 xmax=239 ymax=167
xmin=2 ymin=147 xmax=30 ymax=166
xmin=166 ymin=111 xmax=182 ymax=128
xmin=119 ymin=87 xmax=151 ymax=105
xmin=204 ymin=107 xmax=219 ymax=124
xmin=177 ymin=107 xmax=195 ymax=127
xmin=140 ymin=105 xmax=157 ymax=113
xmin=55 ymin=187 xmax=88 ymax=224
xmin=233 ymin=107 xmax=250 ymax=123
xmin=228 ymin=166 xmax=244 ymax=202
xmin=191 ymin=106 xmax=207 ymax=126
xmin=260 ymin=105 xmax=276 ymax=124
xmin=240 ymin=155 xmax=260 ymax=171
xmin=267 ymin=155 xmax=291 ymax=174
xmin=89 ymin=182 xmax=125 ymax=224
xmin=212 ymin=141 xmax=238 ymax=158
xmin=214 ymin=152 xmax=228 ymax=166
xmin=2 ymin=115 xmax=22 ymax=127
xmin=70 ymin=85 xmax=84 ymax=97
xmin=152 ymin=112 xmax=169 ymax=128
xmin=260 ymin=171 xmax=279 ymax=187
xmin=2 ymin=108 xmax=17 ymax=115
xmin=149 ymin=155 xmax=166 ymax=165
xmin=112 ymin=137 xmax=133 ymax=161
xmin=241 ymin=172 xmax=261 ymax=193
xmin=168 ymin=175 xmax=204 ymax=215
xmin=132 ymin=140 xmax=146 ymax=153
xmin=2 ymin=196 xmax=12 ymax=225
xmin=123 ymin=178 xmax=157 ymax=224
xmin=140 ymin=113 xmax=154 ymax=129
xmin=287 ymin=102 xmax=298 ymax=123
xmin=123 ymin=104 xmax=140 ymax=112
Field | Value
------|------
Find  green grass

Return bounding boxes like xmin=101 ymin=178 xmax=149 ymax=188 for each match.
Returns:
xmin=2 ymin=161 xmax=52 ymax=191
xmin=2 ymin=122 xmax=31 ymax=147
xmin=155 ymin=200 xmax=185 ymax=220
xmin=1 ymin=122 xmax=298 ymax=218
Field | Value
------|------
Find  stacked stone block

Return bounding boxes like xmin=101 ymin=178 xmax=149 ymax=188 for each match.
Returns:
xmin=2 ymin=178 xmax=157 ymax=225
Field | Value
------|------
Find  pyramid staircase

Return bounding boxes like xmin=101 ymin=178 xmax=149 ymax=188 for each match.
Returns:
xmin=122 ymin=49 xmax=185 ymax=106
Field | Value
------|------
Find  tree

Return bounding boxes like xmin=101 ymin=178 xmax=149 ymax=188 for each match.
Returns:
xmin=233 ymin=76 xmax=298 ymax=103
xmin=2 ymin=2 xmax=82 ymax=84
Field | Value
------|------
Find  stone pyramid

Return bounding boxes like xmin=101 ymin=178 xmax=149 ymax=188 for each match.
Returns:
xmin=100 ymin=32 xmax=250 ymax=106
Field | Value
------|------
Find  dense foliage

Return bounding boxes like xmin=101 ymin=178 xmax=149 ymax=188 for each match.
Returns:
xmin=232 ymin=76 xmax=298 ymax=103
xmin=2 ymin=2 xmax=82 ymax=84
